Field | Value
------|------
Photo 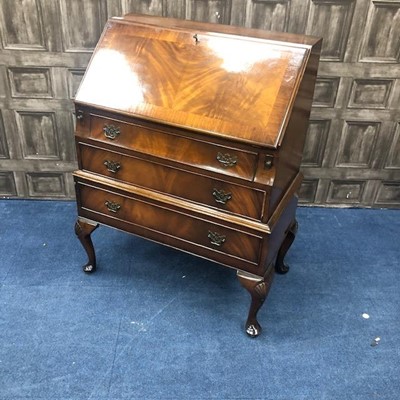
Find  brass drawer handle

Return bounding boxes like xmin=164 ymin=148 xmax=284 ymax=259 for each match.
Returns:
xmin=76 ymin=110 xmax=84 ymax=120
xmin=104 ymin=160 xmax=121 ymax=174
xmin=105 ymin=200 xmax=121 ymax=213
xmin=216 ymin=152 xmax=237 ymax=168
xmin=103 ymin=124 xmax=120 ymax=140
xmin=208 ymin=230 xmax=226 ymax=247
xmin=265 ymin=154 xmax=274 ymax=169
xmin=212 ymin=188 xmax=232 ymax=205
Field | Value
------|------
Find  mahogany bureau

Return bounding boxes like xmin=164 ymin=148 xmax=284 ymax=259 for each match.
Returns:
xmin=73 ymin=13 xmax=321 ymax=337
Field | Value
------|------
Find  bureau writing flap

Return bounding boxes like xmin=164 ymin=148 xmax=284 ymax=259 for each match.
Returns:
xmin=75 ymin=14 xmax=321 ymax=149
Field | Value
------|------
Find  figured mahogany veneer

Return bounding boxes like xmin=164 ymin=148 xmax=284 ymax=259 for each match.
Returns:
xmin=78 ymin=142 xmax=265 ymax=220
xmin=88 ymin=114 xmax=259 ymax=181
xmin=77 ymin=180 xmax=263 ymax=266
xmin=73 ymin=14 xmax=321 ymax=337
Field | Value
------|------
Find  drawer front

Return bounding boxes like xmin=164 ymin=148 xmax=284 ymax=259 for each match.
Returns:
xmin=77 ymin=182 xmax=262 ymax=264
xmin=79 ymin=143 xmax=265 ymax=220
xmin=89 ymin=115 xmax=257 ymax=181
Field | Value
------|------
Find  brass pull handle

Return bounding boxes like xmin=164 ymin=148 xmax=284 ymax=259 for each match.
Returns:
xmin=104 ymin=160 xmax=121 ymax=174
xmin=212 ymin=188 xmax=232 ymax=205
xmin=216 ymin=152 xmax=237 ymax=168
xmin=103 ymin=124 xmax=120 ymax=140
xmin=105 ymin=200 xmax=121 ymax=213
xmin=264 ymin=154 xmax=274 ymax=169
xmin=208 ymin=230 xmax=226 ymax=247
xmin=76 ymin=110 xmax=84 ymax=120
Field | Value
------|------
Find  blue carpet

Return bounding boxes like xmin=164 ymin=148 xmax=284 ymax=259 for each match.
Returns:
xmin=0 ymin=200 xmax=399 ymax=400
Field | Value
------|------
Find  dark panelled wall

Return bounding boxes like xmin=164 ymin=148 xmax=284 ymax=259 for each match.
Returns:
xmin=0 ymin=0 xmax=399 ymax=207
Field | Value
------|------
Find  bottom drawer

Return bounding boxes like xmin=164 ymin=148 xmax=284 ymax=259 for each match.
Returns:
xmin=76 ymin=179 xmax=263 ymax=266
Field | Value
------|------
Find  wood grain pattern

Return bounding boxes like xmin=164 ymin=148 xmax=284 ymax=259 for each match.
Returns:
xmin=247 ymin=0 xmax=290 ymax=31
xmin=87 ymin=113 xmax=259 ymax=181
xmin=302 ymin=119 xmax=330 ymax=167
xmin=359 ymin=1 xmax=400 ymax=62
xmin=0 ymin=112 xmax=9 ymax=159
xmin=306 ymin=0 xmax=355 ymax=61
xmin=187 ymin=0 xmax=229 ymax=23
xmin=59 ymin=0 xmax=106 ymax=52
xmin=67 ymin=69 xmax=85 ymax=99
xmin=76 ymin=19 xmax=311 ymax=147
xmin=385 ymin=123 xmax=400 ymax=169
xmin=121 ymin=0 xmax=163 ymax=16
xmin=16 ymin=111 xmax=60 ymax=159
xmin=71 ymin=16 xmax=321 ymax=336
xmin=26 ymin=172 xmax=66 ymax=197
xmin=313 ymin=76 xmax=339 ymax=107
xmin=76 ymin=179 xmax=263 ymax=265
xmin=336 ymin=121 xmax=380 ymax=168
xmin=0 ymin=0 xmax=45 ymax=50
xmin=326 ymin=180 xmax=365 ymax=204
xmin=298 ymin=178 xmax=318 ymax=203
xmin=375 ymin=181 xmax=400 ymax=206
xmin=73 ymin=15 xmax=319 ymax=276
xmin=348 ymin=79 xmax=393 ymax=109
xmin=8 ymin=67 xmax=53 ymax=98
xmin=78 ymin=141 xmax=266 ymax=219
xmin=0 ymin=172 xmax=16 ymax=196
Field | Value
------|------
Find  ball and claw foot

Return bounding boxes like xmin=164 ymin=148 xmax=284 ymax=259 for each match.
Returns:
xmin=75 ymin=218 xmax=99 ymax=274
xmin=237 ymin=266 xmax=274 ymax=338
xmin=246 ymin=321 xmax=262 ymax=338
xmin=83 ymin=263 xmax=96 ymax=274
xmin=275 ymin=219 xmax=298 ymax=275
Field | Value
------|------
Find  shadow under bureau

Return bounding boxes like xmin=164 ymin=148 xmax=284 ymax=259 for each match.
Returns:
xmin=73 ymin=13 xmax=321 ymax=337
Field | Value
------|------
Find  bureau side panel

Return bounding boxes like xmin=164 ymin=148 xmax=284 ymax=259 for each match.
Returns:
xmin=264 ymin=196 xmax=298 ymax=270
xmin=271 ymin=40 xmax=322 ymax=212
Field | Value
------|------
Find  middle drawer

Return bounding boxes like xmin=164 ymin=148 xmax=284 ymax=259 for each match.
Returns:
xmin=78 ymin=142 xmax=265 ymax=220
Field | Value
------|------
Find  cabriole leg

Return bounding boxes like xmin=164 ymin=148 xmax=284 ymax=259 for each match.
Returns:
xmin=75 ymin=218 xmax=99 ymax=273
xmin=275 ymin=219 xmax=298 ymax=275
xmin=237 ymin=265 xmax=274 ymax=338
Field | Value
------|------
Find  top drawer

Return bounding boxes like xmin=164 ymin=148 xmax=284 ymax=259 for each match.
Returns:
xmin=87 ymin=114 xmax=258 ymax=181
